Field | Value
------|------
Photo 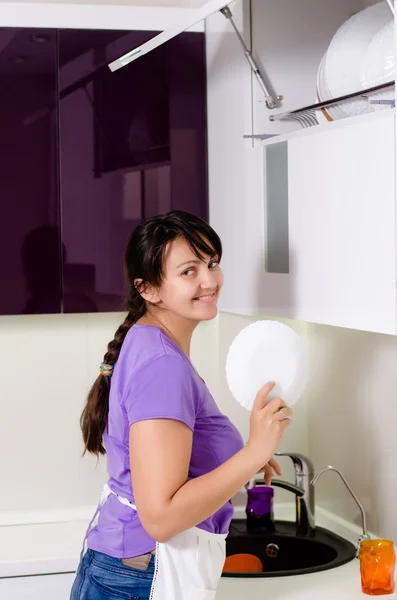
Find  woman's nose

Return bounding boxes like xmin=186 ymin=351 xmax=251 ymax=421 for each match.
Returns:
xmin=199 ymin=268 xmax=218 ymax=289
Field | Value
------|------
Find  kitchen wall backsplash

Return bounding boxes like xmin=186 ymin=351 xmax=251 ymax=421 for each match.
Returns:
xmin=2 ymin=310 xmax=396 ymax=543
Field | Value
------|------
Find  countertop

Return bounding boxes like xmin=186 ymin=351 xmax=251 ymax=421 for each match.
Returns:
xmin=1 ymin=503 xmax=396 ymax=599
xmin=217 ymin=505 xmax=397 ymax=599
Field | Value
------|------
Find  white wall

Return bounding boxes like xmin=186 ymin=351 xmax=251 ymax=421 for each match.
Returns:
xmin=0 ymin=313 xmax=112 ymax=512
xmin=306 ymin=322 xmax=397 ymax=541
xmin=0 ymin=310 xmax=308 ymax=514
xmin=2 ymin=307 xmax=397 ymax=543
xmin=0 ymin=312 xmax=223 ymax=513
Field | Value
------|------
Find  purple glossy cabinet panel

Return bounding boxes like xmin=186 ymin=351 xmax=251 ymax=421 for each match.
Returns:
xmin=0 ymin=29 xmax=60 ymax=315
xmin=0 ymin=28 xmax=208 ymax=315
xmin=60 ymin=29 xmax=208 ymax=314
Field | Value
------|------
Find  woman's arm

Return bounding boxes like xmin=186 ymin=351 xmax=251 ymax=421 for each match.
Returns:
xmin=129 ymin=383 xmax=291 ymax=543
xmin=129 ymin=418 xmax=261 ymax=542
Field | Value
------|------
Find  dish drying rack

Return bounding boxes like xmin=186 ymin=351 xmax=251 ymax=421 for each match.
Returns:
xmin=247 ymin=81 xmax=395 ymax=139
xmin=220 ymin=2 xmax=395 ymax=137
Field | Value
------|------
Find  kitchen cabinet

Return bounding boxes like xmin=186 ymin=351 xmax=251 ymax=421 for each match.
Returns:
xmin=205 ymin=0 xmax=397 ymax=334
xmin=0 ymin=8 xmax=208 ymax=314
xmin=1 ymin=0 xmax=396 ymax=330
xmin=0 ymin=572 xmax=75 ymax=600
xmin=213 ymin=108 xmax=397 ymax=334
xmin=286 ymin=111 xmax=396 ymax=334
xmin=59 ymin=28 xmax=208 ymax=313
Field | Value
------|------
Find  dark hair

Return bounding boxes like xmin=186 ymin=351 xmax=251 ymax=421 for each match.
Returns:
xmin=80 ymin=210 xmax=222 ymax=455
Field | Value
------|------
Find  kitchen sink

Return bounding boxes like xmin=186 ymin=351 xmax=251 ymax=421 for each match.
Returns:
xmin=222 ymin=519 xmax=356 ymax=577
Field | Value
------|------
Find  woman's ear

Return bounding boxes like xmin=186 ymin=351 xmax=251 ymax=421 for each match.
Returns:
xmin=134 ymin=279 xmax=161 ymax=304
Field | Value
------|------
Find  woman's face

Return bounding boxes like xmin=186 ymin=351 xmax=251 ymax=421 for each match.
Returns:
xmin=154 ymin=237 xmax=224 ymax=323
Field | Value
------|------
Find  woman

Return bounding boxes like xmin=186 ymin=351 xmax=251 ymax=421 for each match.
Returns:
xmin=70 ymin=210 xmax=292 ymax=600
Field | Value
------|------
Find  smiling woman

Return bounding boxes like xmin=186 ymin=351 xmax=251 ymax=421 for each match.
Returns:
xmin=71 ymin=210 xmax=292 ymax=600
xmin=134 ymin=234 xmax=224 ymax=333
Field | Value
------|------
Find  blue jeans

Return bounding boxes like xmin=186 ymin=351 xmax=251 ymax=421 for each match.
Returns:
xmin=70 ymin=549 xmax=155 ymax=600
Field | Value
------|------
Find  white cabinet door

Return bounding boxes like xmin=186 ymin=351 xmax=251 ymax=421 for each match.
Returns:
xmin=288 ymin=111 xmax=396 ymax=334
xmin=0 ymin=572 xmax=75 ymax=600
xmin=206 ymin=1 xmax=292 ymax=319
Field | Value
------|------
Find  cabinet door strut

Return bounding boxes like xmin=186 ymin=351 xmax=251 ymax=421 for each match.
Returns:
xmin=220 ymin=5 xmax=281 ymax=110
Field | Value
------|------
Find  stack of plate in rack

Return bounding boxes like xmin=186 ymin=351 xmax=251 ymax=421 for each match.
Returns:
xmin=316 ymin=2 xmax=395 ymax=122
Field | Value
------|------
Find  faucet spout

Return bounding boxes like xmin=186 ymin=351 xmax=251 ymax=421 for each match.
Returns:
xmin=311 ymin=466 xmax=370 ymax=548
xmin=271 ymin=479 xmax=304 ymax=497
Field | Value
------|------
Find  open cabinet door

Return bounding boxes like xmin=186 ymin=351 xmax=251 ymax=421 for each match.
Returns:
xmin=108 ymin=0 xmax=232 ymax=71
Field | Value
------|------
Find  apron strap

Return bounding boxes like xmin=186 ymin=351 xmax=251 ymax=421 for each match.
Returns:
xmin=79 ymin=483 xmax=137 ymax=563
xmin=105 ymin=483 xmax=137 ymax=510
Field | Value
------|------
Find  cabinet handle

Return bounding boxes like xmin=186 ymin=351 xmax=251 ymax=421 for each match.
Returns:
xmin=264 ymin=141 xmax=289 ymax=274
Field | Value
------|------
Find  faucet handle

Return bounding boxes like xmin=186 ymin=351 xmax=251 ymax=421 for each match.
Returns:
xmin=275 ymin=452 xmax=315 ymax=478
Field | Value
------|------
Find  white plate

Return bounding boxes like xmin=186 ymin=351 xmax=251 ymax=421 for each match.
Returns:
xmin=319 ymin=2 xmax=392 ymax=120
xmin=225 ymin=320 xmax=308 ymax=412
xmin=360 ymin=19 xmax=395 ymax=111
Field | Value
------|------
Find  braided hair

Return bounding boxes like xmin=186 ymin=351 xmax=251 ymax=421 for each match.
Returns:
xmin=80 ymin=210 xmax=222 ymax=455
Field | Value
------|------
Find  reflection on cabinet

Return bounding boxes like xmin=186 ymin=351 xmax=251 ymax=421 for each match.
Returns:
xmin=0 ymin=26 xmax=208 ymax=315
xmin=0 ymin=29 xmax=60 ymax=316
xmin=60 ymin=29 xmax=207 ymax=313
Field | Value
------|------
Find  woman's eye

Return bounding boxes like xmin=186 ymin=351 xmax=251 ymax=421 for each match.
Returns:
xmin=182 ymin=261 xmax=219 ymax=276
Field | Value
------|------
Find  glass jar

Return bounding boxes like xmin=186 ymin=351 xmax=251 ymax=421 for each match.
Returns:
xmin=246 ymin=485 xmax=275 ymax=534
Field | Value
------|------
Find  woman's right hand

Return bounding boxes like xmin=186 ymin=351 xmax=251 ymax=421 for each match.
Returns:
xmin=247 ymin=381 xmax=292 ymax=466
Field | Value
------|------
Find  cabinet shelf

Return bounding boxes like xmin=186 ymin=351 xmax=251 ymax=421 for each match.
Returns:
xmin=259 ymin=107 xmax=396 ymax=148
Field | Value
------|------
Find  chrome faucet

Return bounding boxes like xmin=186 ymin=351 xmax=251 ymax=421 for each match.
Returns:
xmin=311 ymin=465 xmax=370 ymax=554
xmin=272 ymin=452 xmax=316 ymax=537
xmin=247 ymin=453 xmax=316 ymax=536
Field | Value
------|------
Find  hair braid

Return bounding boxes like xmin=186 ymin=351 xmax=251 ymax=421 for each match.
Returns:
xmin=80 ymin=289 xmax=145 ymax=455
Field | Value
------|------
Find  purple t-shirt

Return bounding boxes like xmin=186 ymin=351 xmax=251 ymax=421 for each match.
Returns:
xmin=87 ymin=324 xmax=244 ymax=558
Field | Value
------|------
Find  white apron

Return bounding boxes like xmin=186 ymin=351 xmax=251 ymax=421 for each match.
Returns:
xmin=82 ymin=484 xmax=227 ymax=600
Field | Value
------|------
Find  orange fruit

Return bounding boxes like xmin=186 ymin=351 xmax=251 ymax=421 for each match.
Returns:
xmin=223 ymin=553 xmax=263 ymax=573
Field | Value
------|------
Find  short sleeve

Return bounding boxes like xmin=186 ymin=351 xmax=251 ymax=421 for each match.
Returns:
xmin=122 ymin=355 xmax=199 ymax=431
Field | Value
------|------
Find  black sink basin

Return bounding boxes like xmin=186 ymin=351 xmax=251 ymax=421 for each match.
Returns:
xmin=222 ymin=519 xmax=356 ymax=577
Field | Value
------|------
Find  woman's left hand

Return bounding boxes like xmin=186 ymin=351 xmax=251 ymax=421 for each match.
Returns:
xmin=258 ymin=457 xmax=282 ymax=486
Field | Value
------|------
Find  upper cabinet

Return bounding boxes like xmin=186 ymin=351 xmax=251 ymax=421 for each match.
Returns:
xmin=0 ymin=12 xmax=208 ymax=314
xmin=205 ymin=0 xmax=397 ymax=334
xmin=1 ymin=0 xmax=396 ymax=332
xmin=287 ymin=111 xmax=396 ymax=334
xmin=59 ymin=28 xmax=208 ymax=313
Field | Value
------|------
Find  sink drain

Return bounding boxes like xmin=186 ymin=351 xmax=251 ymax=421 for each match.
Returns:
xmin=265 ymin=543 xmax=279 ymax=558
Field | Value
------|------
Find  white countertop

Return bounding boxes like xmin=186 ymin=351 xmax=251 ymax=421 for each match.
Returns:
xmin=218 ymin=506 xmax=397 ymax=600
xmin=1 ymin=503 xmax=396 ymax=599
xmin=218 ymin=560 xmax=373 ymax=600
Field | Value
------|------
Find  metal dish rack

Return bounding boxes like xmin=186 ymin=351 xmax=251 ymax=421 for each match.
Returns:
xmin=221 ymin=0 xmax=395 ymax=135
xmin=269 ymin=81 xmax=395 ymax=129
